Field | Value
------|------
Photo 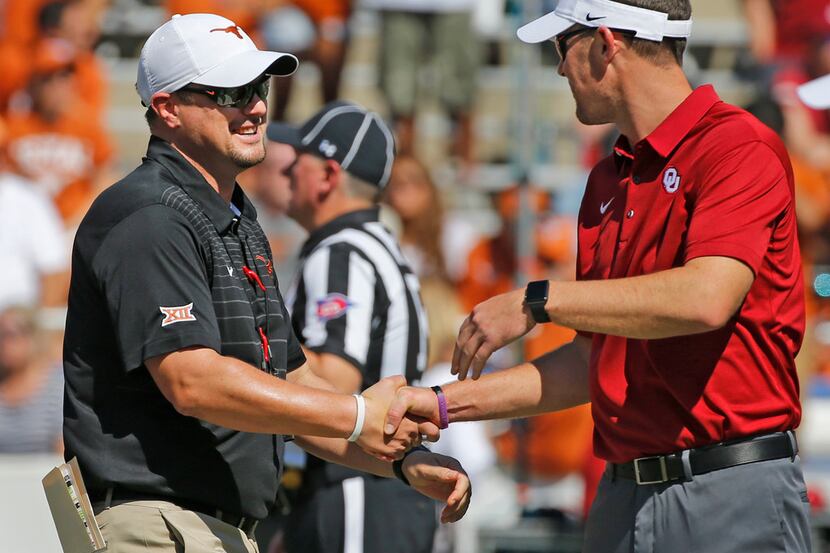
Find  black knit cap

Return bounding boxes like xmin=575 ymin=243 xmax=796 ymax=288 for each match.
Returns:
xmin=266 ymin=101 xmax=396 ymax=188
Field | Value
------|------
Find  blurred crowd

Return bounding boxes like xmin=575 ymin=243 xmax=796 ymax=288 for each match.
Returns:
xmin=5 ymin=0 xmax=830 ymax=551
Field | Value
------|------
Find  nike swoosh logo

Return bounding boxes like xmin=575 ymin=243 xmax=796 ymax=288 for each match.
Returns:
xmin=586 ymin=13 xmax=606 ymax=21
xmin=600 ymin=198 xmax=614 ymax=215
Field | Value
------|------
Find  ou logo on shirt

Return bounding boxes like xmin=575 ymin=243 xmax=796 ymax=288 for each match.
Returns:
xmin=663 ymin=167 xmax=681 ymax=193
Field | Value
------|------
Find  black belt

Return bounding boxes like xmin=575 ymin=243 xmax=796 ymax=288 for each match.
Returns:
xmin=89 ymin=488 xmax=259 ymax=538
xmin=609 ymin=431 xmax=797 ymax=485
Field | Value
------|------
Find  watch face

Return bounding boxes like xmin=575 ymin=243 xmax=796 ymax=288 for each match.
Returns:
xmin=526 ymin=280 xmax=549 ymax=302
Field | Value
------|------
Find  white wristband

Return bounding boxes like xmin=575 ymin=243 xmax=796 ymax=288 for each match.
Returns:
xmin=347 ymin=394 xmax=366 ymax=442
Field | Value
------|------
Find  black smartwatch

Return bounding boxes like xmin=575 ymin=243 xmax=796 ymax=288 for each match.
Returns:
xmin=524 ymin=280 xmax=551 ymax=323
xmin=393 ymin=445 xmax=430 ymax=486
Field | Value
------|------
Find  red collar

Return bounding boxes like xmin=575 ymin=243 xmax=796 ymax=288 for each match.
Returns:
xmin=613 ymin=85 xmax=722 ymax=161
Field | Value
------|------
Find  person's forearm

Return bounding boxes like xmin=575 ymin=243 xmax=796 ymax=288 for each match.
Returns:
xmin=544 ymin=257 xmax=751 ymax=339
xmin=295 ymin=435 xmax=393 ymax=478
xmin=151 ymin=350 xmax=357 ymax=438
xmin=444 ymin=338 xmax=590 ymax=422
xmin=300 ymin=349 xmax=363 ymax=393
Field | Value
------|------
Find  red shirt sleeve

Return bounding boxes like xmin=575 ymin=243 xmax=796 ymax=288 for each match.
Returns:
xmin=684 ymin=142 xmax=791 ymax=275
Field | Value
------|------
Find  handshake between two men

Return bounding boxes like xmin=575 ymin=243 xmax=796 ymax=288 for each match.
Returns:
xmin=356 ymin=287 xmax=564 ymax=524
xmin=298 ymin=373 xmax=469 ymax=524
xmin=348 ymin=288 xmax=545 ymax=525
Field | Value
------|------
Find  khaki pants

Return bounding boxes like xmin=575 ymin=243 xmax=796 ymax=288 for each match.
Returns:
xmin=95 ymin=500 xmax=260 ymax=553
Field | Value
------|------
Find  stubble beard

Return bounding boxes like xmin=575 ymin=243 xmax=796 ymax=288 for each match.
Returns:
xmin=228 ymin=134 xmax=267 ymax=169
xmin=573 ymin=87 xmax=615 ymax=126
xmin=575 ymin=101 xmax=613 ymax=126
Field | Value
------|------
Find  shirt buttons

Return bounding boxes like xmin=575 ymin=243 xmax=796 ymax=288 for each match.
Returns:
xmin=626 ymin=209 xmax=635 ymax=219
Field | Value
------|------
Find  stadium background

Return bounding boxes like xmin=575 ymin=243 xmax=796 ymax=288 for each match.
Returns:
xmin=5 ymin=0 xmax=830 ymax=551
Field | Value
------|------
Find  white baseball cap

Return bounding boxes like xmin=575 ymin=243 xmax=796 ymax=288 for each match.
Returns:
xmin=517 ymin=0 xmax=693 ymax=44
xmin=798 ymin=74 xmax=830 ymax=109
xmin=136 ymin=13 xmax=298 ymax=106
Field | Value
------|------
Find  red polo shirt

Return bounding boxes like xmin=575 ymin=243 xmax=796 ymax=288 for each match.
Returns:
xmin=576 ymin=85 xmax=805 ymax=463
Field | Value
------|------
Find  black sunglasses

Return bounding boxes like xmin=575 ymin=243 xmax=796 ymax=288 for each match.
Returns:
xmin=554 ymin=27 xmax=596 ymax=61
xmin=181 ymin=77 xmax=270 ymax=108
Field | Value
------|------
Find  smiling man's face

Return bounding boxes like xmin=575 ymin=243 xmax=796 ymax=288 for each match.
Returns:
xmin=174 ymin=86 xmax=269 ymax=172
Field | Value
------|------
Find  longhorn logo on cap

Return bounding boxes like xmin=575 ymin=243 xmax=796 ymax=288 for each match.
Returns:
xmin=210 ymin=25 xmax=244 ymax=39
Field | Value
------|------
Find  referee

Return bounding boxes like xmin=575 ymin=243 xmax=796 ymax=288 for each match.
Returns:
xmin=267 ymin=102 xmax=436 ymax=553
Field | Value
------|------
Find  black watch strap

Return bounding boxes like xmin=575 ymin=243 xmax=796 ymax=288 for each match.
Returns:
xmin=525 ymin=280 xmax=552 ymax=323
xmin=392 ymin=445 xmax=430 ymax=486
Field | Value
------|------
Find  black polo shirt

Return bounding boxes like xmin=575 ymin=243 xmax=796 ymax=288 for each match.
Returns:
xmin=63 ymin=136 xmax=305 ymax=520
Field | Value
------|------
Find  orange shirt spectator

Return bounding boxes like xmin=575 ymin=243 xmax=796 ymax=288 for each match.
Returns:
xmin=0 ymin=41 xmax=31 ymax=113
xmin=1 ymin=42 xmax=107 ymax=118
xmin=164 ymin=0 xmax=260 ymax=38
xmin=1 ymin=1 xmax=108 ymax=118
xmin=40 ymin=0 xmax=109 ymax=119
xmin=459 ymin=231 xmax=576 ymax=358
xmin=457 ymin=187 xmax=578 ymax=352
xmin=291 ymin=0 xmax=350 ymax=22
xmin=1 ymin=0 xmax=48 ymax=46
xmin=5 ymin=108 xmax=112 ymax=222
xmin=72 ymin=50 xmax=107 ymax=117
xmin=5 ymin=40 xmax=113 ymax=223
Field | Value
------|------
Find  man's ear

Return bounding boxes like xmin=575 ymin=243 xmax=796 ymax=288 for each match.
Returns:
xmin=596 ymin=26 xmax=623 ymax=63
xmin=151 ymin=92 xmax=181 ymax=129
xmin=318 ymin=159 xmax=343 ymax=199
xmin=324 ymin=159 xmax=343 ymax=187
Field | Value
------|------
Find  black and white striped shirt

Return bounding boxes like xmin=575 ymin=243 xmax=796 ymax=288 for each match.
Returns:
xmin=288 ymin=208 xmax=428 ymax=390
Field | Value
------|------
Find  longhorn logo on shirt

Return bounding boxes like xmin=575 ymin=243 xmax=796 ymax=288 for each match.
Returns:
xmin=210 ymin=25 xmax=244 ymax=39
xmin=159 ymin=303 xmax=197 ymax=327
xmin=663 ymin=167 xmax=681 ymax=193
xmin=316 ymin=293 xmax=353 ymax=322
xmin=255 ymin=254 xmax=273 ymax=276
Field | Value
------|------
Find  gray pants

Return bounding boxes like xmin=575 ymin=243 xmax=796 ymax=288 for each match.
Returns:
xmin=584 ymin=456 xmax=811 ymax=553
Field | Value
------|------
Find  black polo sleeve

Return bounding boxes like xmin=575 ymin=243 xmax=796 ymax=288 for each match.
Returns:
xmin=281 ymin=297 xmax=307 ymax=372
xmin=92 ymin=204 xmax=222 ymax=371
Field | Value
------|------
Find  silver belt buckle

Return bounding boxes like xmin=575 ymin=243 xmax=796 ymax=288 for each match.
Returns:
xmin=633 ymin=456 xmax=668 ymax=485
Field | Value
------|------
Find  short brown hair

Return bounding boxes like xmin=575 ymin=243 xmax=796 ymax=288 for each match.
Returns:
xmin=144 ymin=90 xmax=199 ymax=128
xmin=613 ymin=0 xmax=691 ymax=65
xmin=343 ymin=173 xmax=382 ymax=202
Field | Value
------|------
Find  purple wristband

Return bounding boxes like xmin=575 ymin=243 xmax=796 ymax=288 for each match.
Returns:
xmin=431 ymin=386 xmax=449 ymax=429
